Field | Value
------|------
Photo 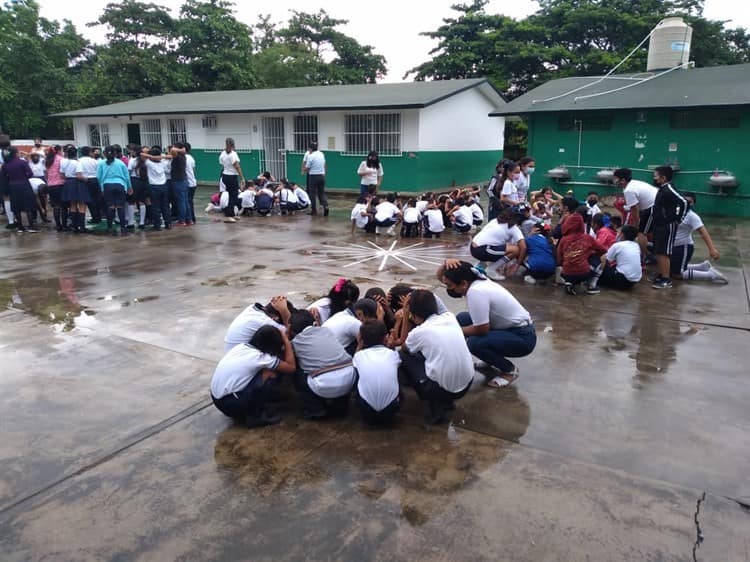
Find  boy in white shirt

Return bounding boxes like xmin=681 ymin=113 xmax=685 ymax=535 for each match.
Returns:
xmin=224 ymin=296 xmax=291 ymax=353
xmin=593 ymin=224 xmax=643 ymax=290
xmin=353 ymin=320 xmax=401 ymax=425
xmin=350 ymin=195 xmax=372 ymax=234
xmin=293 ymin=182 xmax=310 ymax=210
xmin=400 ymin=290 xmax=475 ymax=424
xmin=278 ymin=181 xmax=300 ymax=215
xmin=400 ymin=198 xmax=421 ymax=238
xmin=423 ymin=201 xmax=445 ymax=238
xmin=322 ymin=305 xmax=362 ymax=356
xmin=450 ymin=197 xmax=474 ymax=233
xmin=374 ymin=192 xmax=401 ymax=235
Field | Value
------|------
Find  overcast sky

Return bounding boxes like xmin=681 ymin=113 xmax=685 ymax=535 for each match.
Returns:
xmin=37 ymin=0 xmax=750 ymax=83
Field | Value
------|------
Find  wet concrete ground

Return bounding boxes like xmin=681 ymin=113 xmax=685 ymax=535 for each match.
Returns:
xmin=1 ymin=192 xmax=749 ymax=561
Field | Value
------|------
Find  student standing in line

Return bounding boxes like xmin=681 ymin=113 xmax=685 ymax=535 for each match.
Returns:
xmin=96 ymin=145 xmax=132 ymax=236
xmin=357 ymin=150 xmax=384 ymax=196
xmin=128 ymin=145 xmax=151 ymax=230
xmin=185 ymin=142 xmax=198 ymax=224
xmin=170 ymin=143 xmax=191 ymax=226
xmin=353 ymin=320 xmax=401 ymax=425
xmin=79 ymin=146 xmax=102 ymax=225
xmin=500 ymin=161 xmax=522 ymax=207
xmin=60 ymin=146 xmax=92 ymax=233
xmin=28 ymin=151 xmax=49 ymax=222
xmin=303 ymin=141 xmax=329 ymax=216
xmin=141 ymin=146 xmax=171 ymax=231
xmin=0 ymin=147 xmax=38 ymax=232
xmin=45 ymin=145 xmax=67 ymax=231
xmin=515 ymin=156 xmax=536 ymax=202
xmin=210 ymin=325 xmax=296 ymax=428
xmin=219 ymin=137 xmax=245 ymax=223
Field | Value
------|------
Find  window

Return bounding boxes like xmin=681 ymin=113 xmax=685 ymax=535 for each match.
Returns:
xmin=293 ymin=115 xmax=318 ymax=152
xmin=88 ymin=124 xmax=110 ymax=147
xmin=168 ymin=118 xmax=187 ymax=145
xmin=557 ymin=113 xmax=612 ymax=131
xmin=202 ymin=115 xmax=217 ymax=129
xmin=344 ymin=113 xmax=401 ymax=155
xmin=141 ymin=118 xmax=163 ymax=147
xmin=670 ymin=110 xmax=741 ymax=129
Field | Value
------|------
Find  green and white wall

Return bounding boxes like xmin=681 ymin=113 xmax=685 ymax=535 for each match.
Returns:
xmin=70 ymin=85 xmax=504 ymax=194
xmin=525 ymin=108 xmax=750 ymax=216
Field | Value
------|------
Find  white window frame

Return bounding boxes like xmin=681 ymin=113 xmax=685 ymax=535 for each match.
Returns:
xmin=87 ymin=123 xmax=110 ymax=148
xmin=141 ymin=118 xmax=163 ymax=148
xmin=343 ymin=113 xmax=401 ymax=156
xmin=292 ymin=114 xmax=318 ymax=153
xmin=168 ymin=118 xmax=187 ymax=145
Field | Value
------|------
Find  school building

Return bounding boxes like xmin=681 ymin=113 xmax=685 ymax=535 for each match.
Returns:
xmin=490 ymin=63 xmax=750 ymax=217
xmin=55 ymin=79 xmax=506 ymax=193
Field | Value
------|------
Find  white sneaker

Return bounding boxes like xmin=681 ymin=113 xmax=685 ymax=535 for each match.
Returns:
xmin=386 ymin=225 xmax=396 ymax=236
xmin=524 ymin=275 xmax=536 ymax=285
xmin=204 ymin=204 xmax=213 ymax=213
xmin=486 ymin=262 xmax=506 ymax=282
xmin=554 ymin=266 xmax=565 ymax=285
xmin=709 ymin=267 xmax=729 ymax=284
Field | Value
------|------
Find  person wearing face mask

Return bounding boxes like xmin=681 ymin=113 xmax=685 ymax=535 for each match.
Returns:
xmin=516 ymin=157 xmax=536 ymax=202
xmin=357 ymin=150 xmax=384 ymax=196
xmin=500 ymin=162 xmax=521 ymax=206
xmin=438 ymin=260 xmax=536 ymax=389
xmin=585 ymin=191 xmax=601 ymax=216
xmin=649 ymin=166 xmax=688 ymax=289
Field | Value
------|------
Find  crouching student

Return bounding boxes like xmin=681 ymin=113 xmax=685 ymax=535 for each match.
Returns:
xmin=399 ymin=290 xmax=475 ymax=424
xmin=439 ymin=260 xmax=536 ymax=389
xmin=255 ymin=181 xmax=275 ymax=216
xmin=290 ymin=311 xmax=356 ymax=419
xmin=293 ymin=182 xmax=310 ymax=210
xmin=322 ymin=297 xmax=378 ymax=355
xmin=278 ymin=181 xmax=300 ymax=215
xmin=352 ymin=320 xmax=402 ymax=425
xmin=224 ymin=296 xmax=292 ymax=353
xmin=401 ymin=198 xmax=421 ymax=238
xmin=239 ymin=182 xmax=256 ymax=216
xmin=423 ymin=200 xmax=445 ymax=238
xmin=592 ymin=224 xmax=643 ymax=290
xmin=210 ymin=325 xmax=296 ymax=428
xmin=557 ymin=212 xmax=607 ymax=295
xmin=350 ymin=196 xmax=372 ymax=234
xmin=521 ymin=222 xmax=556 ymax=284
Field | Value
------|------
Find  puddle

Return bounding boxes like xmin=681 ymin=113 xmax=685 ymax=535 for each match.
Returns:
xmin=1 ymin=277 xmax=86 ymax=331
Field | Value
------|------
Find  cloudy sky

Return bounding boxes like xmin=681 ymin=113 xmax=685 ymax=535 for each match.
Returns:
xmin=37 ymin=0 xmax=750 ymax=82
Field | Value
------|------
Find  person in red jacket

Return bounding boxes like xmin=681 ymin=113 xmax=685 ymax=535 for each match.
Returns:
xmin=557 ymin=213 xmax=607 ymax=295
xmin=592 ymin=213 xmax=617 ymax=250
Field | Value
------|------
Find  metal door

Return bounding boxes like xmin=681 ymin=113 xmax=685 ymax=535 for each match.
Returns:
xmin=261 ymin=117 xmax=286 ymax=179
xmin=127 ymin=123 xmax=141 ymax=145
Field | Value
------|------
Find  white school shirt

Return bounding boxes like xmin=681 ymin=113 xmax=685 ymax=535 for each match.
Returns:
xmin=357 ymin=161 xmax=383 ymax=185
xmin=453 ymin=206 xmax=473 ymax=227
xmin=515 ymin=172 xmax=530 ymax=201
xmin=219 ymin=150 xmax=240 ymax=175
xmin=29 ymin=159 xmax=46 ymax=178
xmin=79 ymin=156 xmax=98 ymax=178
xmin=472 ymin=221 xmax=524 ymax=247
xmin=353 ymin=346 xmax=401 ymax=411
xmin=350 ymin=203 xmax=370 ymax=229
xmin=586 ymin=202 xmax=601 ymax=216
xmin=374 ymin=201 xmax=400 ymax=222
xmin=280 ymin=187 xmax=298 ymax=204
xmin=219 ymin=191 xmax=230 ymax=210
xmin=295 ymin=187 xmax=310 ymax=205
xmin=60 ymin=158 xmax=83 ymax=178
xmin=223 ymin=305 xmax=285 ymax=353
xmin=424 ymin=209 xmax=445 ymax=233
xmin=322 ymin=309 xmax=361 ymax=349
xmin=239 ymin=189 xmax=255 ymax=209
xmin=606 ymin=240 xmax=642 ymax=282
xmin=144 ymin=159 xmax=167 ymax=185
xmin=415 ymin=200 xmax=429 ymax=214
xmin=500 ymin=179 xmax=519 ymax=203
xmin=623 ymin=180 xmax=657 ymax=211
xmin=292 ymin=326 xmax=355 ymax=399
xmin=404 ymin=312 xmax=474 ymax=393
xmin=307 ymin=297 xmax=332 ymax=324
xmin=466 ymin=279 xmax=532 ymax=330
xmin=306 ymin=150 xmax=326 ymax=175
xmin=470 ymin=203 xmax=484 ymax=223
xmin=674 ymin=210 xmax=703 ymax=247
xmin=127 ymin=158 xmax=139 ymax=177
xmin=185 ymin=154 xmax=197 ymax=187
xmin=210 ymin=343 xmax=279 ymax=399
xmin=403 ymin=207 xmax=421 ymax=224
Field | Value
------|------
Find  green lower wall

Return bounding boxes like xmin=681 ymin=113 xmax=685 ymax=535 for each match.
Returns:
xmin=527 ymin=110 xmax=750 ymax=217
xmin=191 ymin=149 xmax=501 ymax=193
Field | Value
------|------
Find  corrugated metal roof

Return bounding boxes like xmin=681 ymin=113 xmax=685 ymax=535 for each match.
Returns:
xmin=55 ymin=79 xmax=503 ymax=118
xmin=490 ymin=63 xmax=750 ymax=116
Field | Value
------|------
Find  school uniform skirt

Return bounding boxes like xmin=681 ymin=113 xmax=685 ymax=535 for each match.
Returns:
xmin=62 ymin=178 xmax=91 ymax=203
xmin=9 ymin=181 xmax=37 ymax=213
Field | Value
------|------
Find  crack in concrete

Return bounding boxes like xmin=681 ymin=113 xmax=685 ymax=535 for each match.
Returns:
xmin=692 ymin=491 xmax=706 ymax=562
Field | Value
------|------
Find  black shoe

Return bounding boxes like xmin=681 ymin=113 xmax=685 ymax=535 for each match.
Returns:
xmin=652 ymin=276 xmax=673 ymax=289
xmin=5 ymin=223 xmax=17 ymax=230
xmin=564 ymin=282 xmax=577 ymax=296
xmin=323 ymin=207 xmax=330 ymax=217
xmin=138 ymin=224 xmax=146 ymax=230
xmin=245 ymin=412 xmax=282 ymax=428
xmin=126 ymin=225 xmax=135 ymax=231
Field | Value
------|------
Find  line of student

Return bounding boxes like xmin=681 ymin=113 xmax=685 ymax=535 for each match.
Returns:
xmin=211 ymin=272 xmax=538 ymax=428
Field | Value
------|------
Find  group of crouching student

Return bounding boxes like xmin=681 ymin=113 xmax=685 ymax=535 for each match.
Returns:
xmin=211 ymin=267 xmax=536 ymax=428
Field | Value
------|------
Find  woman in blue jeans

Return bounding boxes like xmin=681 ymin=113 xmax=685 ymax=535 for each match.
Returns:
xmin=438 ymin=259 xmax=536 ymax=388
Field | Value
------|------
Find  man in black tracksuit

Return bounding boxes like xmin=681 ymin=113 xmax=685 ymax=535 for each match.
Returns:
xmin=650 ymin=165 xmax=688 ymax=289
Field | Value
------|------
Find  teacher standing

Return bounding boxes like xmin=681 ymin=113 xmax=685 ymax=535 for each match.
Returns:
xmin=357 ymin=150 xmax=383 ymax=196
xmin=303 ymin=141 xmax=328 ymax=217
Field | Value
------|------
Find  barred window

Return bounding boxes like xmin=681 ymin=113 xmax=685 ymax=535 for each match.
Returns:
xmin=293 ymin=115 xmax=318 ymax=152
xmin=558 ymin=113 xmax=612 ymax=131
xmin=141 ymin=118 xmax=163 ymax=148
xmin=344 ymin=113 xmax=401 ymax=156
xmin=88 ymin=124 xmax=110 ymax=148
xmin=670 ymin=110 xmax=740 ymax=129
xmin=168 ymin=118 xmax=187 ymax=145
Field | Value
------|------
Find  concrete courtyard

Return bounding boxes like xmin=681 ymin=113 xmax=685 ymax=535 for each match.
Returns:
xmin=1 ymin=193 xmax=748 ymax=561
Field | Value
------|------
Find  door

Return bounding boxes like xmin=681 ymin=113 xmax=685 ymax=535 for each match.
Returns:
xmin=127 ymin=123 xmax=141 ymax=146
xmin=261 ymin=116 xmax=286 ymax=179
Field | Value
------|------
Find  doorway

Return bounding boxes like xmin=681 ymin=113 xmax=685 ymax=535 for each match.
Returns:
xmin=127 ymin=123 xmax=141 ymax=146
xmin=261 ymin=116 xmax=286 ymax=179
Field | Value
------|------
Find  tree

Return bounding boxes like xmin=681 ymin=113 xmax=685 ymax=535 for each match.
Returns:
xmin=0 ymin=0 xmax=89 ymax=137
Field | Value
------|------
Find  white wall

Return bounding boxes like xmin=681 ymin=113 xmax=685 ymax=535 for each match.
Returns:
xmin=418 ymin=85 xmax=505 ymax=151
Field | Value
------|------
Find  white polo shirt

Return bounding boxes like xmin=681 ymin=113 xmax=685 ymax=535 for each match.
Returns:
xmin=185 ymin=154 xmax=197 ymax=187
xmin=403 ymin=207 xmax=421 ymax=224
xmin=404 ymin=312 xmax=474 ymax=393
xmin=322 ymin=309 xmax=361 ymax=349
xmin=306 ymin=150 xmax=326 ymax=175
xmin=375 ymin=201 xmax=400 ymax=222
xmin=470 ymin=203 xmax=484 ymax=222
xmin=453 ymin=206 xmax=473 ymax=227
xmin=295 ymin=187 xmax=310 ymax=205
xmin=500 ymin=179 xmax=519 ymax=203
xmin=224 ymin=305 xmax=285 ymax=353
xmin=219 ymin=150 xmax=240 ymax=175
xmin=472 ymin=221 xmax=524 ymax=247
xmin=623 ymin=179 xmax=657 ymax=211
xmin=424 ymin=209 xmax=445 ymax=233
xmin=606 ymin=240 xmax=642 ymax=282
xmin=145 ymin=159 xmax=167 ymax=185
xmin=353 ymin=345 xmax=401 ymax=411
xmin=674 ymin=210 xmax=703 ymax=247
xmin=210 ymin=343 xmax=279 ymax=399
xmin=350 ymin=203 xmax=370 ymax=229
xmin=307 ymin=297 xmax=332 ymax=324
xmin=466 ymin=279 xmax=532 ymax=330
xmin=357 ymin=161 xmax=383 ymax=185
xmin=79 ymin=156 xmax=98 ymax=178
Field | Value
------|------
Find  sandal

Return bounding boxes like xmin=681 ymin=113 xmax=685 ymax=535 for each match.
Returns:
xmin=486 ymin=373 xmax=519 ymax=389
